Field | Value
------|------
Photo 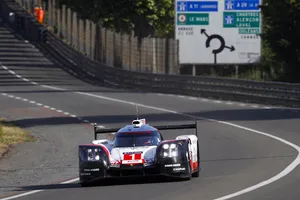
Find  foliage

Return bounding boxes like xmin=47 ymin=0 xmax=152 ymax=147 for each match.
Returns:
xmin=56 ymin=0 xmax=174 ymax=37
xmin=260 ymin=0 xmax=300 ymax=82
xmin=55 ymin=0 xmax=300 ymax=82
xmin=0 ymin=119 xmax=35 ymax=157
xmin=0 ymin=125 xmax=3 ymax=141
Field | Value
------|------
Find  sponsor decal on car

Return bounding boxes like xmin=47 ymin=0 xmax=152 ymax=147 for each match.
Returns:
xmin=83 ymin=168 xmax=100 ymax=172
xmin=80 ymin=173 xmax=91 ymax=176
xmin=173 ymin=167 xmax=186 ymax=171
xmin=164 ymin=163 xmax=181 ymax=167
xmin=122 ymin=151 xmax=143 ymax=154
xmin=122 ymin=160 xmax=143 ymax=164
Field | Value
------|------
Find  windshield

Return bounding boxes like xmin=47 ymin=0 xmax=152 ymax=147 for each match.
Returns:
xmin=114 ymin=131 xmax=161 ymax=147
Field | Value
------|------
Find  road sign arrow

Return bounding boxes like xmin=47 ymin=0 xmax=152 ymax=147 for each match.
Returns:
xmin=230 ymin=45 xmax=235 ymax=51
xmin=225 ymin=45 xmax=235 ymax=51
xmin=201 ymin=29 xmax=209 ymax=38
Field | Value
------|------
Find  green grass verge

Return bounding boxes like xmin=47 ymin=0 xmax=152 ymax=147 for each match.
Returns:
xmin=0 ymin=118 xmax=35 ymax=157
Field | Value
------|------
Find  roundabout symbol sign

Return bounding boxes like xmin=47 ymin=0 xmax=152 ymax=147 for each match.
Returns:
xmin=178 ymin=14 xmax=186 ymax=23
xmin=201 ymin=29 xmax=235 ymax=64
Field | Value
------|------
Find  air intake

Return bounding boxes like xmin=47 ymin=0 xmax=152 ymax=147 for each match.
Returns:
xmin=132 ymin=119 xmax=146 ymax=127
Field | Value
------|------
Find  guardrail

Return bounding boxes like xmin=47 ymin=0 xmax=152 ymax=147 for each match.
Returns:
xmin=1 ymin=0 xmax=300 ymax=108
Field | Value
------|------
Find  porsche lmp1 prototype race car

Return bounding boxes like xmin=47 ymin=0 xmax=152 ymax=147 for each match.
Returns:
xmin=78 ymin=118 xmax=200 ymax=186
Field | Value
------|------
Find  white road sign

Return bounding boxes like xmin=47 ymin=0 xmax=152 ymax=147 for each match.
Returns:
xmin=175 ymin=0 xmax=262 ymax=64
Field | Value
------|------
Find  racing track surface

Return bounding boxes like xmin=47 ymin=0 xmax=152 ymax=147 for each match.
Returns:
xmin=1 ymin=20 xmax=300 ymax=200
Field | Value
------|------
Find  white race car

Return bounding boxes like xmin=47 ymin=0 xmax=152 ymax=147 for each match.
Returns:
xmin=78 ymin=118 xmax=200 ymax=186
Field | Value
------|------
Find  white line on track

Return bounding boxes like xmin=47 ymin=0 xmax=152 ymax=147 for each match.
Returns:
xmin=0 ymin=190 xmax=43 ymax=200
xmin=0 ymin=93 xmax=100 ymax=129
xmin=153 ymin=93 xmax=299 ymax=112
xmin=8 ymin=70 xmax=15 ymax=74
xmin=1 ymin=65 xmax=300 ymax=200
xmin=2 ymin=65 xmax=299 ymax=112
xmin=0 ymin=178 xmax=80 ymax=200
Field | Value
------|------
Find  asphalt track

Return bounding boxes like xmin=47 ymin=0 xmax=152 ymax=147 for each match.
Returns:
xmin=1 ymin=21 xmax=300 ymax=200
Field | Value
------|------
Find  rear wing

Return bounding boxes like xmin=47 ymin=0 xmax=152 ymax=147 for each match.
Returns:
xmin=93 ymin=118 xmax=198 ymax=140
xmin=93 ymin=126 xmax=120 ymax=140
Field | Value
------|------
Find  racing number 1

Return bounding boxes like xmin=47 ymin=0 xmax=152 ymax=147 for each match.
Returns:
xmin=124 ymin=153 xmax=142 ymax=160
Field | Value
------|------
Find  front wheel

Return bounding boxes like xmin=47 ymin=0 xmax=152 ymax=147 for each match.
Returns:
xmin=80 ymin=182 xmax=90 ymax=187
xmin=185 ymin=162 xmax=192 ymax=180
xmin=192 ymin=141 xmax=200 ymax=178
xmin=192 ymin=167 xmax=200 ymax=177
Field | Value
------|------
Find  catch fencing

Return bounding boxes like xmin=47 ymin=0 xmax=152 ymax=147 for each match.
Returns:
xmin=14 ymin=0 xmax=180 ymax=74
xmin=1 ymin=0 xmax=300 ymax=108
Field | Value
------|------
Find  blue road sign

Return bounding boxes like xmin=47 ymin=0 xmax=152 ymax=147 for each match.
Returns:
xmin=177 ymin=1 xmax=218 ymax=12
xmin=224 ymin=15 xmax=234 ymax=25
xmin=224 ymin=0 xmax=260 ymax=10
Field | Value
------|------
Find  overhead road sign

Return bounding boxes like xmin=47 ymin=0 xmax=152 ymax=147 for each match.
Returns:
xmin=175 ymin=0 xmax=262 ymax=64
xmin=223 ymin=12 xmax=260 ymax=28
xmin=177 ymin=1 xmax=218 ymax=12
xmin=225 ymin=0 xmax=260 ymax=10
xmin=177 ymin=13 xmax=209 ymax=25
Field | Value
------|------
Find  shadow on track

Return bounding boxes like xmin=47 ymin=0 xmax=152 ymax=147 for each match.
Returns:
xmin=11 ymin=176 xmax=189 ymax=192
xmin=3 ymin=109 xmax=300 ymax=129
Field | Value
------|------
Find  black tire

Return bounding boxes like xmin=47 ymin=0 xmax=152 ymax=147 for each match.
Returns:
xmin=192 ymin=168 xmax=200 ymax=177
xmin=186 ymin=162 xmax=192 ymax=180
xmin=80 ymin=182 xmax=90 ymax=187
xmin=192 ymin=141 xmax=200 ymax=177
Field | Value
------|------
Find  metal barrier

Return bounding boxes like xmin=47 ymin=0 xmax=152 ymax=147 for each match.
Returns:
xmin=1 ymin=0 xmax=300 ymax=108
xmin=39 ymin=31 xmax=300 ymax=107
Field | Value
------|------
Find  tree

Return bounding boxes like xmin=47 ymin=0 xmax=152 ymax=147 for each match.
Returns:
xmin=261 ymin=0 xmax=300 ymax=82
xmin=55 ymin=0 xmax=300 ymax=82
xmin=153 ymin=0 xmax=175 ymax=38
xmin=56 ymin=0 xmax=174 ymax=38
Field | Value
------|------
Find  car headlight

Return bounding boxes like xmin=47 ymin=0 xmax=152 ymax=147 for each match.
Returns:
xmin=87 ymin=148 xmax=100 ymax=161
xmin=162 ymin=143 xmax=178 ymax=157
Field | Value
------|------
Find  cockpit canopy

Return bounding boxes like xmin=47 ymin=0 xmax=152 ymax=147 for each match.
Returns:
xmin=113 ymin=131 xmax=162 ymax=147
